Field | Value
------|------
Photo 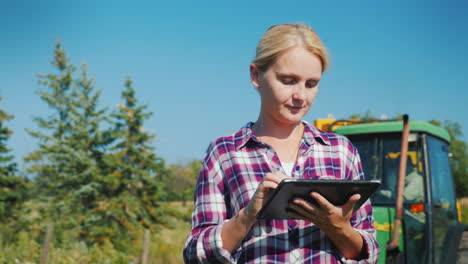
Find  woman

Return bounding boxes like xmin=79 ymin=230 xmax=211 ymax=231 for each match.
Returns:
xmin=183 ymin=23 xmax=379 ymax=263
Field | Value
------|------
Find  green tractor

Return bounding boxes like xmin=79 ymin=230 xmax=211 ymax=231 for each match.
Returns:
xmin=315 ymin=116 xmax=467 ymax=263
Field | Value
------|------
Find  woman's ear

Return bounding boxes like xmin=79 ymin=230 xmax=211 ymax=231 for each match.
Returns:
xmin=250 ymin=64 xmax=261 ymax=88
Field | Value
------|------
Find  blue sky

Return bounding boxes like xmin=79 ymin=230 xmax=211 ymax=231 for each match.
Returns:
xmin=1 ymin=0 xmax=468 ymax=171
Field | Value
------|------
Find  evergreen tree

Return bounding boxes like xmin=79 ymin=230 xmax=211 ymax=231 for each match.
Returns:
xmin=96 ymin=77 xmax=166 ymax=244
xmin=67 ymin=65 xmax=112 ymax=205
xmin=0 ymin=97 xmax=28 ymax=224
xmin=0 ymin=97 xmax=29 ymax=246
xmin=0 ymin=99 xmax=16 ymax=180
xmin=63 ymin=64 xmax=116 ymax=242
xmin=24 ymin=42 xmax=111 ymax=243
xmin=24 ymin=41 xmax=77 ymax=227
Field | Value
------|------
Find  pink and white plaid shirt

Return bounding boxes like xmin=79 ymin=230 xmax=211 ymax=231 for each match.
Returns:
xmin=184 ymin=121 xmax=379 ymax=263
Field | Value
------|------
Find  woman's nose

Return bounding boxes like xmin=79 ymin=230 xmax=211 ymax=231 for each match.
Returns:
xmin=292 ymin=84 xmax=306 ymax=101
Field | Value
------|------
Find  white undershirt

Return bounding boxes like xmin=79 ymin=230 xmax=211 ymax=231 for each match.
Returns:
xmin=281 ymin=162 xmax=294 ymax=177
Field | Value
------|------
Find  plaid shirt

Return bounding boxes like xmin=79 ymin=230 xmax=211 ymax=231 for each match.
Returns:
xmin=184 ymin=121 xmax=379 ymax=263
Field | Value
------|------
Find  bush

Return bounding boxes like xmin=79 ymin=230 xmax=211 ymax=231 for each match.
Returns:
xmin=0 ymin=201 xmax=194 ymax=263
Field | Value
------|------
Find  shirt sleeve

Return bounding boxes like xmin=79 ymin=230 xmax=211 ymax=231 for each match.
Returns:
xmin=340 ymin=147 xmax=380 ymax=264
xmin=183 ymin=147 xmax=236 ymax=263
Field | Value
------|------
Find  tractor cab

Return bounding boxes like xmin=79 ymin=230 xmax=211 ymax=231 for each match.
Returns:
xmin=316 ymin=119 xmax=465 ymax=264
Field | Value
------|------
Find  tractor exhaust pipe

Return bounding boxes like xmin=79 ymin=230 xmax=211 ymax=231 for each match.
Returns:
xmin=387 ymin=114 xmax=410 ymax=261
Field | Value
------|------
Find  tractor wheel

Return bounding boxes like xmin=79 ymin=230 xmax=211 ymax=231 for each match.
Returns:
xmin=457 ymin=230 xmax=468 ymax=264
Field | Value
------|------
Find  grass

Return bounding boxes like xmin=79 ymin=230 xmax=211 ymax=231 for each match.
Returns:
xmin=4 ymin=198 xmax=465 ymax=263
xmin=461 ymin=207 xmax=468 ymax=225
xmin=152 ymin=201 xmax=193 ymax=264
xmin=0 ymin=201 xmax=194 ymax=264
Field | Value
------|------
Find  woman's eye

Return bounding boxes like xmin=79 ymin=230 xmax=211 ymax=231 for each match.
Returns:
xmin=306 ymin=80 xmax=318 ymax=88
xmin=280 ymin=77 xmax=296 ymax=85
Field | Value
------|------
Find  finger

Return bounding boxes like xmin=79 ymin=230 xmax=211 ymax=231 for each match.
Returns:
xmin=272 ymin=170 xmax=292 ymax=181
xmin=260 ymin=181 xmax=279 ymax=191
xmin=310 ymin=192 xmax=334 ymax=211
xmin=287 ymin=208 xmax=308 ymax=220
xmin=289 ymin=203 xmax=313 ymax=217
xmin=287 ymin=203 xmax=313 ymax=219
xmin=292 ymin=198 xmax=318 ymax=213
xmin=263 ymin=172 xmax=285 ymax=184
xmin=254 ymin=181 xmax=278 ymax=200
xmin=288 ymin=204 xmax=325 ymax=225
xmin=342 ymin=194 xmax=361 ymax=214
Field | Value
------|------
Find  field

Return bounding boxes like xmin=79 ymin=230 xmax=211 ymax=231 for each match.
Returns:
xmin=156 ymin=199 xmax=468 ymax=262
xmin=152 ymin=201 xmax=193 ymax=264
xmin=2 ymin=199 xmax=466 ymax=263
xmin=0 ymin=201 xmax=194 ymax=264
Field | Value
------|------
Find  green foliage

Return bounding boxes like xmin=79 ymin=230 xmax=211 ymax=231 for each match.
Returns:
xmin=3 ymin=41 xmax=194 ymax=261
xmin=24 ymin=41 xmax=115 ymax=244
xmin=89 ymin=77 xmax=168 ymax=243
xmin=22 ymin=41 xmax=171 ymax=248
xmin=0 ymin=96 xmax=29 ymax=235
xmin=151 ymin=203 xmax=192 ymax=264
xmin=0 ymin=201 xmax=193 ymax=263
xmin=163 ymin=160 xmax=201 ymax=202
xmin=0 ymin=230 xmax=41 ymax=263
xmin=349 ymin=109 xmax=378 ymax=121
xmin=24 ymin=41 xmax=78 ymax=217
xmin=0 ymin=99 xmax=16 ymax=177
xmin=462 ymin=206 xmax=468 ymax=225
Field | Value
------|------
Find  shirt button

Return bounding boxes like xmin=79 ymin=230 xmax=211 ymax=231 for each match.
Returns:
xmin=295 ymin=165 xmax=300 ymax=171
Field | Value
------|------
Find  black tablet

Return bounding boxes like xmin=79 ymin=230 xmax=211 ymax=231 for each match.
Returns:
xmin=256 ymin=179 xmax=381 ymax=220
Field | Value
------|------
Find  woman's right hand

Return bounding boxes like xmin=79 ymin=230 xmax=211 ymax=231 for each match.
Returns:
xmin=243 ymin=171 xmax=291 ymax=222
xmin=222 ymin=171 xmax=290 ymax=252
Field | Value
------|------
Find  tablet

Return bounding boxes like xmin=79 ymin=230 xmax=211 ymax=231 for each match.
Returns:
xmin=256 ymin=179 xmax=381 ymax=220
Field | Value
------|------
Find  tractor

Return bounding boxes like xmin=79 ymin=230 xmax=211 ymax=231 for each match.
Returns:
xmin=315 ymin=116 xmax=467 ymax=263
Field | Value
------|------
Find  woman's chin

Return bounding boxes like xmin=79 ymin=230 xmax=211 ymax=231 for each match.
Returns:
xmin=276 ymin=116 xmax=304 ymax=126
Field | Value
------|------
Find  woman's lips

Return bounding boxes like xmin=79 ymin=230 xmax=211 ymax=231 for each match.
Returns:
xmin=287 ymin=106 xmax=303 ymax=112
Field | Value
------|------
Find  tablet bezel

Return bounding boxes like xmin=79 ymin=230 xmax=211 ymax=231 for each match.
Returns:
xmin=256 ymin=179 xmax=381 ymax=220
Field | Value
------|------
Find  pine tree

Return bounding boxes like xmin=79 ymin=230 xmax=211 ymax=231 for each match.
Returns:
xmin=63 ymin=64 xmax=118 ymax=243
xmin=24 ymin=42 xmax=111 ymax=243
xmin=0 ymin=96 xmax=28 ymax=230
xmin=96 ymin=77 xmax=166 ymax=244
xmin=25 ymin=41 xmax=76 ymax=208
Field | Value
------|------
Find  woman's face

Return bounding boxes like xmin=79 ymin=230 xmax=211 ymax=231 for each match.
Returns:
xmin=251 ymin=46 xmax=323 ymax=126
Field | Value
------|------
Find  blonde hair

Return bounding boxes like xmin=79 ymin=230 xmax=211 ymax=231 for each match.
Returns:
xmin=252 ymin=23 xmax=329 ymax=72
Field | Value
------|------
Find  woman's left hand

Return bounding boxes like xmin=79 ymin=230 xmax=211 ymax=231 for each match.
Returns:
xmin=287 ymin=192 xmax=360 ymax=235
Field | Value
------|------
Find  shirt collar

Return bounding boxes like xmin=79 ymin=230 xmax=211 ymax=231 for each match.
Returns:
xmin=234 ymin=121 xmax=331 ymax=150
xmin=234 ymin=122 xmax=257 ymax=150
xmin=302 ymin=121 xmax=331 ymax=146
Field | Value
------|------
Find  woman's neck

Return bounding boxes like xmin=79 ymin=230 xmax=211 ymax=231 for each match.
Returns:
xmin=253 ymin=116 xmax=304 ymax=163
xmin=253 ymin=114 xmax=303 ymax=140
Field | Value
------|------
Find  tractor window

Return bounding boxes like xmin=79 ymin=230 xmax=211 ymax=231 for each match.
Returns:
xmin=427 ymin=136 xmax=456 ymax=206
xmin=427 ymin=136 xmax=458 ymax=264
xmin=348 ymin=133 xmax=425 ymax=204
xmin=351 ymin=137 xmax=378 ymax=180
xmin=376 ymin=134 xmax=425 ymax=204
